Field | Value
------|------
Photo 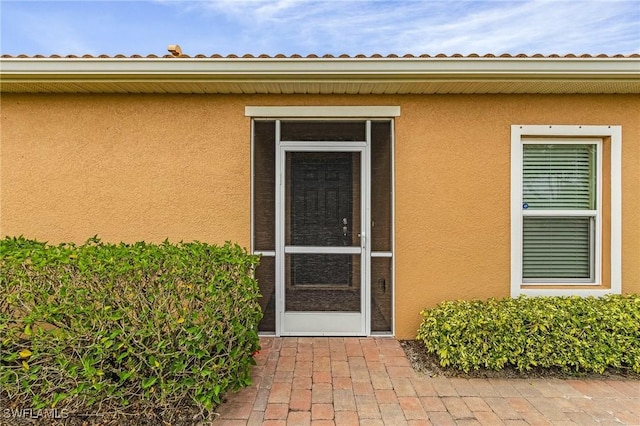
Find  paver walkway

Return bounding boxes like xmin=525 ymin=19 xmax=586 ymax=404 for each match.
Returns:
xmin=214 ymin=337 xmax=640 ymax=425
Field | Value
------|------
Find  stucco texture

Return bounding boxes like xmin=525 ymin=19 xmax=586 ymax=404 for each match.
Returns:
xmin=1 ymin=93 xmax=638 ymax=339
xmin=1 ymin=94 xmax=251 ymax=245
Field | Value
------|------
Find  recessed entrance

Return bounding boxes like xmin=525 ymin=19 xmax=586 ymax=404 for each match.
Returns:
xmin=251 ymin=117 xmax=394 ymax=336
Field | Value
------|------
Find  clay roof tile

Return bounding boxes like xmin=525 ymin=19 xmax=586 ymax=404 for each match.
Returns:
xmin=1 ymin=53 xmax=638 ymax=59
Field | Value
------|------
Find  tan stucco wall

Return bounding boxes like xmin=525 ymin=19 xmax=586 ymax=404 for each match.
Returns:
xmin=392 ymin=94 xmax=640 ymax=338
xmin=2 ymin=93 xmax=639 ymax=339
xmin=1 ymin=94 xmax=252 ymax=245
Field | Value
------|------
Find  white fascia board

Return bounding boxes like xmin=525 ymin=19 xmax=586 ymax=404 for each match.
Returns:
xmin=1 ymin=57 xmax=639 ymax=81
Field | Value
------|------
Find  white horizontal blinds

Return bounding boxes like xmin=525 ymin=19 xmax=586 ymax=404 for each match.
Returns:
xmin=522 ymin=143 xmax=596 ymax=282
xmin=523 ymin=217 xmax=592 ymax=279
xmin=523 ymin=144 xmax=596 ymax=209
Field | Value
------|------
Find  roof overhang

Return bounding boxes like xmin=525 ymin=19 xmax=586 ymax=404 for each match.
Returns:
xmin=1 ymin=56 xmax=639 ymax=94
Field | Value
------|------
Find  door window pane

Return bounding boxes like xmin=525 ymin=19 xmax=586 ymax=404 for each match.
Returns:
xmin=287 ymin=253 xmax=361 ymax=286
xmin=285 ymin=253 xmax=361 ymax=311
xmin=285 ymin=152 xmax=361 ymax=246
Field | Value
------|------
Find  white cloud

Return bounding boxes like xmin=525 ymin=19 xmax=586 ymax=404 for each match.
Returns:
xmin=170 ymin=0 xmax=639 ymax=55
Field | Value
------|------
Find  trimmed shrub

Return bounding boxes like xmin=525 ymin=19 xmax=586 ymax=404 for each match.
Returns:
xmin=0 ymin=236 xmax=262 ymax=420
xmin=417 ymin=295 xmax=640 ymax=373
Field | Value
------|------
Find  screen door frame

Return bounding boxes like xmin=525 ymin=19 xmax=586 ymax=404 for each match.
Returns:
xmin=277 ymin=138 xmax=370 ymax=336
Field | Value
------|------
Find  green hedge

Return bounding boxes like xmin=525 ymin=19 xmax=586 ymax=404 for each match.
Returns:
xmin=0 ymin=236 xmax=262 ymax=420
xmin=417 ymin=295 xmax=640 ymax=373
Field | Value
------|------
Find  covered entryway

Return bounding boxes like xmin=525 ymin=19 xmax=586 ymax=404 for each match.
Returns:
xmin=249 ymin=107 xmax=397 ymax=336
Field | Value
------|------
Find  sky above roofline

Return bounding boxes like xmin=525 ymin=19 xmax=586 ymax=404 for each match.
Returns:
xmin=1 ymin=0 xmax=639 ymax=58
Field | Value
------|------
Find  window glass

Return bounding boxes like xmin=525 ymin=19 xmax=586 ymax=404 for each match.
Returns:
xmin=523 ymin=217 xmax=592 ymax=279
xmin=523 ymin=144 xmax=596 ymax=210
xmin=521 ymin=141 xmax=598 ymax=283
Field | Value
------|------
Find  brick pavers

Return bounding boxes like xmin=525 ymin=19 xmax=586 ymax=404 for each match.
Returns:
xmin=214 ymin=337 xmax=640 ymax=425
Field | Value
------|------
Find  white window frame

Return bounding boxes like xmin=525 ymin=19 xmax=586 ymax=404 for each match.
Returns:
xmin=511 ymin=125 xmax=621 ymax=297
xmin=522 ymin=138 xmax=602 ymax=285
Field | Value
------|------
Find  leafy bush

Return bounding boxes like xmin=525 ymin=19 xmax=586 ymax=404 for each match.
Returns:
xmin=0 ymin=236 xmax=262 ymax=421
xmin=417 ymin=295 xmax=640 ymax=373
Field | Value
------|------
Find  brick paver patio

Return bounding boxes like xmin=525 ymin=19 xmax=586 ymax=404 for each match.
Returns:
xmin=214 ymin=337 xmax=640 ymax=425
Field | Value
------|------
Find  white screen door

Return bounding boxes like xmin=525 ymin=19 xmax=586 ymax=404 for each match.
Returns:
xmin=278 ymin=140 xmax=368 ymax=336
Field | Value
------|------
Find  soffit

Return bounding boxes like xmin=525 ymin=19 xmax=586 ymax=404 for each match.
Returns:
xmin=1 ymin=56 xmax=639 ymax=94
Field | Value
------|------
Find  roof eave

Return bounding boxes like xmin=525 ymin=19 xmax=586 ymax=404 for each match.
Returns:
xmin=1 ymin=57 xmax=639 ymax=94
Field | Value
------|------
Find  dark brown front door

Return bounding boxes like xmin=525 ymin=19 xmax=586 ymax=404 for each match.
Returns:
xmin=290 ymin=152 xmax=353 ymax=285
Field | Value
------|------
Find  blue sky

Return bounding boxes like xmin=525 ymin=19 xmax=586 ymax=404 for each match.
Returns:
xmin=1 ymin=0 xmax=639 ymax=56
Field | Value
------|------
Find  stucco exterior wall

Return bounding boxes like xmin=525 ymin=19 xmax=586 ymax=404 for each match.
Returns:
xmin=392 ymin=94 xmax=639 ymax=338
xmin=1 ymin=94 xmax=252 ymax=245
xmin=2 ymin=93 xmax=638 ymax=339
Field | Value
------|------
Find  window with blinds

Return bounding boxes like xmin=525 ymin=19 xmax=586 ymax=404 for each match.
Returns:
xmin=521 ymin=142 xmax=599 ymax=283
